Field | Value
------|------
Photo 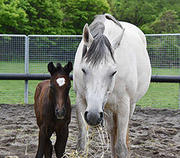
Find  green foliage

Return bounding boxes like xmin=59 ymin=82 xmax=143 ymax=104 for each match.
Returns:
xmin=0 ymin=0 xmax=64 ymax=34
xmin=112 ymin=0 xmax=180 ymax=34
xmin=113 ymin=0 xmax=156 ymax=26
xmin=0 ymin=0 xmax=179 ymax=34
xmin=60 ymin=0 xmax=110 ymax=34
xmin=151 ymin=10 xmax=180 ymax=33
xmin=20 ymin=0 xmax=64 ymax=34
xmin=0 ymin=0 xmax=28 ymax=33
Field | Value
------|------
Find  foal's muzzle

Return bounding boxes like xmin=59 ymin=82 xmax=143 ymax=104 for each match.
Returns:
xmin=84 ymin=111 xmax=103 ymax=126
xmin=55 ymin=106 xmax=66 ymax=119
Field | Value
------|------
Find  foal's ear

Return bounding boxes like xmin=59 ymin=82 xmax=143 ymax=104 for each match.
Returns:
xmin=48 ymin=62 xmax=56 ymax=75
xmin=83 ymin=23 xmax=94 ymax=48
xmin=64 ymin=62 xmax=73 ymax=74
xmin=56 ymin=63 xmax=63 ymax=71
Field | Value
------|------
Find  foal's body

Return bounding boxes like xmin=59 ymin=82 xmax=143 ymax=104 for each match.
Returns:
xmin=73 ymin=14 xmax=151 ymax=158
xmin=34 ymin=62 xmax=72 ymax=158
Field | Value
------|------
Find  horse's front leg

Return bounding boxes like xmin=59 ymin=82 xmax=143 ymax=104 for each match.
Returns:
xmin=54 ymin=124 xmax=69 ymax=158
xmin=76 ymin=94 xmax=87 ymax=153
xmin=35 ymin=126 xmax=47 ymax=158
xmin=116 ymin=96 xmax=130 ymax=158
xmin=105 ymin=111 xmax=118 ymax=158
xmin=44 ymin=129 xmax=53 ymax=158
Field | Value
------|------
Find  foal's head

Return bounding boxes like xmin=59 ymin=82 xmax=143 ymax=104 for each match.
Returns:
xmin=48 ymin=62 xmax=73 ymax=119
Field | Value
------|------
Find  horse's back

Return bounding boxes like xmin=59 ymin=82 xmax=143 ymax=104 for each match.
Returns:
xmin=119 ymin=21 xmax=147 ymax=47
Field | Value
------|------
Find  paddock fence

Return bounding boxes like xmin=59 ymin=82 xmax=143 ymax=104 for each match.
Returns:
xmin=0 ymin=34 xmax=179 ymax=108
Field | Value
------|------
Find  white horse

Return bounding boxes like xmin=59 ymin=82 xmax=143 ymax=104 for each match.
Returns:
xmin=73 ymin=14 xmax=151 ymax=158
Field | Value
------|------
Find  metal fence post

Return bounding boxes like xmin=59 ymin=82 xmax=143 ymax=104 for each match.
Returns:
xmin=179 ymin=83 xmax=180 ymax=109
xmin=24 ymin=36 xmax=29 ymax=104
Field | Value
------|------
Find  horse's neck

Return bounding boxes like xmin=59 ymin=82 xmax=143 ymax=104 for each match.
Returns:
xmin=103 ymin=20 xmax=123 ymax=45
xmin=48 ymin=88 xmax=56 ymax=108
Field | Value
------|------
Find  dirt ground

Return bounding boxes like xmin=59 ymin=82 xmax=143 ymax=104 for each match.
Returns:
xmin=0 ymin=104 xmax=180 ymax=158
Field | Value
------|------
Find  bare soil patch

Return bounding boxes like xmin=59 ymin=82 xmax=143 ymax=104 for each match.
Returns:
xmin=0 ymin=104 xmax=180 ymax=158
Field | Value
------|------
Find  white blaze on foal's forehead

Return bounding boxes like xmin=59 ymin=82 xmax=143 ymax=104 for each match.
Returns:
xmin=56 ymin=77 xmax=65 ymax=87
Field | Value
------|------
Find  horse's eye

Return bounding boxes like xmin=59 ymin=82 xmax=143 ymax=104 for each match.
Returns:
xmin=110 ymin=71 xmax=117 ymax=77
xmin=82 ymin=68 xmax=86 ymax=75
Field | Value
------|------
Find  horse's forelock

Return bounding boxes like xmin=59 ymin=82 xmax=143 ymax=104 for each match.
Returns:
xmin=81 ymin=14 xmax=117 ymax=66
xmin=82 ymin=35 xmax=114 ymax=66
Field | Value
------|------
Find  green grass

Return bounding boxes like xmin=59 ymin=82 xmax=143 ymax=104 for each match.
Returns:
xmin=152 ymin=67 xmax=179 ymax=76
xmin=137 ymin=67 xmax=179 ymax=109
xmin=0 ymin=62 xmax=179 ymax=108
xmin=137 ymin=83 xmax=179 ymax=109
xmin=0 ymin=61 xmax=67 ymax=73
xmin=0 ymin=80 xmax=25 ymax=104
xmin=0 ymin=79 xmax=76 ymax=105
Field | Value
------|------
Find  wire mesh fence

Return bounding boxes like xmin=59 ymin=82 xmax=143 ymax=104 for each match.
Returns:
xmin=0 ymin=34 xmax=179 ymax=108
xmin=0 ymin=35 xmax=26 ymax=104
xmin=29 ymin=35 xmax=82 ymax=73
xmin=146 ymin=34 xmax=180 ymax=76
xmin=0 ymin=35 xmax=26 ymax=73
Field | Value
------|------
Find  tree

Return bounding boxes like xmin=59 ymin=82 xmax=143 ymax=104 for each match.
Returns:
xmin=150 ymin=10 xmax=180 ymax=33
xmin=0 ymin=0 xmax=28 ymax=34
xmin=0 ymin=0 xmax=64 ymax=34
xmin=0 ymin=0 xmax=179 ymax=34
xmin=20 ymin=0 xmax=64 ymax=34
xmin=60 ymin=0 xmax=110 ymax=34
xmin=107 ymin=0 xmax=116 ymax=14
xmin=113 ymin=0 xmax=156 ymax=27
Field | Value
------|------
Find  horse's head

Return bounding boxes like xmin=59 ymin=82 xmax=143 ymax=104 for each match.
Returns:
xmin=48 ymin=62 xmax=73 ymax=119
xmin=80 ymin=23 xmax=123 ymax=126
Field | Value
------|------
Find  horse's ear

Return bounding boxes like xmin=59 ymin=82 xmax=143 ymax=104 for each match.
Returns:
xmin=64 ymin=61 xmax=73 ymax=74
xmin=83 ymin=23 xmax=94 ymax=48
xmin=112 ymin=28 xmax=125 ymax=50
xmin=56 ymin=63 xmax=63 ymax=72
xmin=48 ymin=62 xmax=56 ymax=75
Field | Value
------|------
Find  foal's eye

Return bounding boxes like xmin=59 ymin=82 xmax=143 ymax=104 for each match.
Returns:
xmin=110 ymin=71 xmax=117 ymax=77
xmin=82 ymin=68 xmax=86 ymax=75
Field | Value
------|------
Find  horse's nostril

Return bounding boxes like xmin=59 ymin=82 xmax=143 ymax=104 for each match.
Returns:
xmin=55 ymin=106 xmax=66 ymax=119
xmin=62 ymin=107 xmax=66 ymax=116
xmin=100 ymin=112 xmax=103 ymax=119
xmin=55 ymin=107 xmax=59 ymax=114
xmin=84 ymin=111 xmax=88 ymax=121
xmin=84 ymin=111 xmax=103 ymax=126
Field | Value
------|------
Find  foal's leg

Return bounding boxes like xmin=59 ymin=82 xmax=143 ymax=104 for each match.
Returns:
xmin=36 ymin=126 xmax=47 ymax=158
xmin=54 ymin=124 xmax=68 ymax=158
xmin=44 ymin=130 xmax=53 ymax=158
xmin=116 ymin=96 xmax=130 ymax=158
xmin=76 ymin=94 xmax=87 ymax=152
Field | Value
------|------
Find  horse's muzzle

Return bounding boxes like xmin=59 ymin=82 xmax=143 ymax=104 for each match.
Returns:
xmin=55 ymin=106 xmax=66 ymax=119
xmin=84 ymin=111 xmax=103 ymax=126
